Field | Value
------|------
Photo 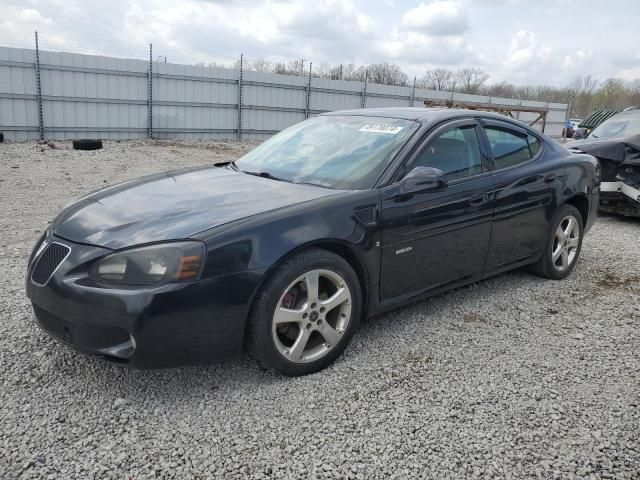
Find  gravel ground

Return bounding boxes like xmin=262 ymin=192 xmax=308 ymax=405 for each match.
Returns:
xmin=1 ymin=140 xmax=639 ymax=480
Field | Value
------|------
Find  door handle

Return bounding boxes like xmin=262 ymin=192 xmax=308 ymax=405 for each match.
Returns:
xmin=469 ymin=193 xmax=488 ymax=206
xmin=544 ymin=173 xmax=557 ymax=183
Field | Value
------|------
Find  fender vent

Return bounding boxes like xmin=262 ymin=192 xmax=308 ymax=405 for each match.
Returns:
xmin=353 ymin=205 xmax=377 ymax=225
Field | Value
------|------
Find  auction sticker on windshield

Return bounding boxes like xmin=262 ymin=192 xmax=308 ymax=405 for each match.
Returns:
xmin=358 ymin=124 xmax=404 ymax=134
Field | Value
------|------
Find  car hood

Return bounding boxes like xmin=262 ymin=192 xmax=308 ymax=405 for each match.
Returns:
xmin=52 ymin=165 xmax=342 ymax=249
xmin=570 ymin=134 xmax=640 ymax=165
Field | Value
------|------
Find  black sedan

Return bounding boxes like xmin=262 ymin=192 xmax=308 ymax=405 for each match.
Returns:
xmin=26 ymin=108 xmax=600 ymax=376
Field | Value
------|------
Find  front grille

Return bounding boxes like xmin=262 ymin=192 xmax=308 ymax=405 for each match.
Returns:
xmin=31 ymin=242 xmax=70 ymax=285
xmin=33 ymin=305 xmax=73 ymax=342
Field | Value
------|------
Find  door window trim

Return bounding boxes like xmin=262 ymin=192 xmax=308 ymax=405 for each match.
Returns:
xmin=478 ymin=118 xmax=545 ymax=173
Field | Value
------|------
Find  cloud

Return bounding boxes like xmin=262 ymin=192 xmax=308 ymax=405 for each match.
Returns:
xmin=1 ymin=0 xmax=637 ymax=87
xmin=402 ymin=1 xmax=468 ymax=36
xmin=377 ymin=30 xmax=474 ymax=66
xmin=115 ymin=0 xmax=376 ymax=63
xmin=562 ymin=49 xmax=593 ymax=70
xmin=278 ymin=0 xmax=375 ymax=42
xmin=382 ymin=1 xmax=474 ymax=72
xmin=18 ymin=8 xmax=52 ymax=24
xmin=0 ymin=5 xmax=52 ymax=40
xmin=503 ymin=30 xmax=552 ymax=70
xmin=494 ymin=30 xmax=600 ymax=86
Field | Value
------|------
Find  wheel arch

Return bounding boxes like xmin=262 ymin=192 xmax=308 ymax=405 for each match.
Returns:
xmin=244 ymin=239 xmax=371 ymax=337
xmin=564 ymin=193 xmax=589 ymax=226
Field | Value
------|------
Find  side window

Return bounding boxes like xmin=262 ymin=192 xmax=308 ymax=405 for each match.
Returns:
xmin=412 ymin=125 xmax=483 ymax=181
xmin=484 ymin=126 xmax=538 ymax=169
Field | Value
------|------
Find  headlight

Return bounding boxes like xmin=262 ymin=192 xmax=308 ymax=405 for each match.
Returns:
xmin=91 ymin=241 xmax=206 ymax=285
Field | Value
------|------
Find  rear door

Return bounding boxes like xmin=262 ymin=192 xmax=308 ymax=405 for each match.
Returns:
xmin=479 ymin=119 xmax=562 ymax=273
xmin=379 ymin=118 xmax=495 ymax=300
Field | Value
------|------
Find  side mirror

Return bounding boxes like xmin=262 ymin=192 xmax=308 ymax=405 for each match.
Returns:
xmin=573 ymin=127 xmax=588 ymax=140
xmin=398 ymin=166 xmax=448 ymax=196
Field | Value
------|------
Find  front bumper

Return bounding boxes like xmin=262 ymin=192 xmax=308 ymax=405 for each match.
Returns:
xmin=26 ymin=234 xmax=264 ymax=368
xmin=600 ymin=181 xmax=640 ymax=217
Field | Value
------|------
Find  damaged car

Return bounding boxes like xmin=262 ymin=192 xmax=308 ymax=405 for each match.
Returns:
xmin=26 ymin=108 xmax=599 ymax=375
xmin=570 ymin=108 xmax=640 ymax=217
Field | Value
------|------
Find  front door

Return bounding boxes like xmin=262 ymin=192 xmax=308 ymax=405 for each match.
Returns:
xmin=379 ymin=119 xmax=495 ymax=301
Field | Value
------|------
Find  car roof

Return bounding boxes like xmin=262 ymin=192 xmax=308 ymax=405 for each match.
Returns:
xmin=320 ymin=107 xmax=527 ymax=126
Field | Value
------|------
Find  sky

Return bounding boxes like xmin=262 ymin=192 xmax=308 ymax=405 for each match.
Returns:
xmin=1 ymin=0 xmax=639 ymax=87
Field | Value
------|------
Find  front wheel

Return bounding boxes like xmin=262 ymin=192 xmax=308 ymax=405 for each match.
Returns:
xmin=245 ymin=249 xmax=362 ymax=376
xmin=529 ymin=204 xmax=584 ymax=280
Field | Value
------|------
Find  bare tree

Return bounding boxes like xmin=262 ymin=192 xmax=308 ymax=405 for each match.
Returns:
xmin=342 ymin=63 xmax=366 ymax=82
xmin=568 ymin=75 xmax=599 ymax=116
xmin=570 ymin=75 xmax=598 ymax=95
xmin=364 ymin=63 xmax=409 ymax=87
xmin=195 ymin=61 xmax=223 ymax=68
xmin=234 ymin=57 xmax=273 ymax=72
xmin=483 ymin=81 xmax=517 ymax=99
xmin=627 ymin=79 xmax=640 ymax=107
xmin=222 ymin=55 xmax=639 ymax=114
xmin=251 ymin=58 xmax=273 ymax=72
xmin=272 ymin=59 xmax=306 ymax=76
xmin=592 ymin=78 xmax=629 ymax=110
xmin=455 ymin=68 xmax=489 ymax=94
xmin=316 ymin=63 xmax=346 ymax=80
xmin=419 ymin=68 xmax=455 ymax=90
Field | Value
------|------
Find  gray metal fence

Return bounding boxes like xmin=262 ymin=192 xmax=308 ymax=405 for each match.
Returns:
xmin=0 ymin=44 xmax=568 ymax=142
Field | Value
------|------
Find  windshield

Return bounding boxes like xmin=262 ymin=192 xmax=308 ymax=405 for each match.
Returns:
xmin=590 ymin=112 xmax=640 ymax=139
xmin=235 ymin=115 xmax=419 ymax=190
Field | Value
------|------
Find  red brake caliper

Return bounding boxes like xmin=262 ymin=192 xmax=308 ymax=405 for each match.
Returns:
xmin=282 ymin=291 xmax=295 ymax=309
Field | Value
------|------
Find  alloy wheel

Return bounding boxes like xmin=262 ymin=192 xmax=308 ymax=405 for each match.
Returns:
xmin=271 ymin=269 xmax=352 ymax=364
xmin=551 ymin=215 xmax=580 ymax=272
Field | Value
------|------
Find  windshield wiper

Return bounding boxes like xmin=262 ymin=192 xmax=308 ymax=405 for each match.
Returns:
xmin=242 ymin=170 xmax=292 ymax=183
xmin=217 ymin=160 xmax=241 ymax=171
xmin=294 ymin=180 xmax=331 ymax=188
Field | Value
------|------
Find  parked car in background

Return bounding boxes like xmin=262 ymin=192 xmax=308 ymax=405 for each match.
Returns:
xmin=570 ymin=108 xmax=640 ymax=217
xmin=563 ymin=119 xmax=575 ymax=139
xmin=26 ymin=108 xmax=600 ymax=376
xmin=570 ymin=118 xmax=583 ymax=130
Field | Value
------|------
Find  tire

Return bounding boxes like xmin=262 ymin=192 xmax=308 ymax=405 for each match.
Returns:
xmin=246 ymin=249 xmax=362 ymax=376
xmin=72 ymin=139 xmax=102 ymax=151
xmin=0 ymin=133 xmax=4 ymax=143
xmin=529 ymin=204 xmax=584 ymax=280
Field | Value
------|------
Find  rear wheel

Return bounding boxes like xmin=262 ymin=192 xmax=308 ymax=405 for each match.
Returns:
xmin=529 ymin=204 xmax=583 ymax=280
xmin=246 ymin=249 xmax=361 ymax=376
